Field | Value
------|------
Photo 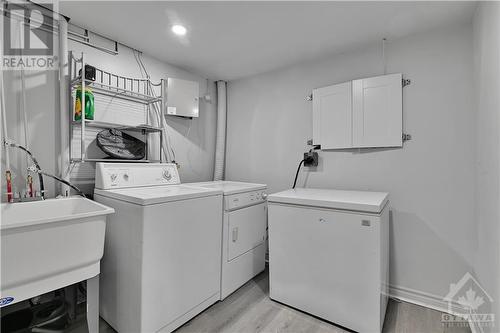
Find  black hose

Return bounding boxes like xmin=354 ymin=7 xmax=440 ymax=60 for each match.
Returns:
xmin=6 ymin=141 xmax=45 ymax=197
xmin=292 ymin=159 xmax=305 ymax=189
xmin=38 ymin=171 xmax=86 ymax=198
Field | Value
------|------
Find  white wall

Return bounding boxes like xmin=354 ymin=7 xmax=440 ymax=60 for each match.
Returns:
xmin=1 ymin=19 xmax=217 ymax=200
xmin=1 ymin=18 xmax=60 ymax=198
xmin=226 ymin=23 xmax=476 ymax=302
xmin=473 ymin=2 xmax=500 ymax=326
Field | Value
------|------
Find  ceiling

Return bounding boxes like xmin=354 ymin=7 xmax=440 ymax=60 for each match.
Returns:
xmin=60 ymin=1 xmax=477 ymax=81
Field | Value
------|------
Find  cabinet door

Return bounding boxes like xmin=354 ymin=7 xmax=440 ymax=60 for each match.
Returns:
xmin=352 ymin=73 xmax=402 ymax=148
xmin=312 ymin=82 xmax=352 ymax=149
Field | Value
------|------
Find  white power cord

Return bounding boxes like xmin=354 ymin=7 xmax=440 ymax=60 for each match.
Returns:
xmin=137 ymin=52 xmax=176 ymax=162
xmin=133 ymin=49 xmax=176 ymax=163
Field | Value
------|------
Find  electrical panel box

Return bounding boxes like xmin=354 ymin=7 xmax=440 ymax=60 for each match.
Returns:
xmin=312 ymin=73 xmax=403 ymax=149
xmin=165 ymin=78 xmax=199 ymax=118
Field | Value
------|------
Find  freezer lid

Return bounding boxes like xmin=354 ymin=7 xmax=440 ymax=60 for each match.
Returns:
xmin=94 ymin=185 xmax=221 ymax=206
xmin=267 ymin=188 xmax=388 ymax=213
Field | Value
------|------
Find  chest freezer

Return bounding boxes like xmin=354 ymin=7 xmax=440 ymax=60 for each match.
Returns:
xmin=267 ymin=188 xmax=389 ymax=333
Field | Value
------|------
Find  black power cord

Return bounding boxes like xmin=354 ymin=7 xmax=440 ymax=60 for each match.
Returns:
xmin=292 ymin=159 xmax=306 ymax=189
xmin=292 ymin=153 xmax=317 ymax=189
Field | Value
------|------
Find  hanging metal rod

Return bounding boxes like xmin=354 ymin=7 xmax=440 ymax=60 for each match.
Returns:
xmin=67 ymin=24 xmax=119 ymax=55
xmin=68 ymin=35 xmax=118 ymax=55
xmin=1 ymin=0 xmax=68 ymax=22
xmin=68 ymin=30 xmax=90 ymax=41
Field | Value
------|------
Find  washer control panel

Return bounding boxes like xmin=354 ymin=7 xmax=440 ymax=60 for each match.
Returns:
xmin=225 ymin=189 xmax=267 ymax=211
xmin=95 ymin=163 xmax=180 ymax=189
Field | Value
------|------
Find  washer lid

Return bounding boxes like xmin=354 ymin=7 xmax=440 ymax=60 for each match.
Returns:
xmin=94 ymin=185 xmax=221 ymax=206
xmin=268 ymin=188 xmax=388 ymax=213
xmin=186 ymin=181 xmax=266 ymax=195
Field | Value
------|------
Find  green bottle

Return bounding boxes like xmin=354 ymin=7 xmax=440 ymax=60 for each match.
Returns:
xmin=74 ymin=86 xmax=95 ymax=121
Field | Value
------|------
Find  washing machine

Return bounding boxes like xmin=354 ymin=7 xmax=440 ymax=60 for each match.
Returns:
xmin=188 ymin=181 xmax=267 ymax=300
xmin=268 ymin=188 xmax=389 ymax=333
xmin=93 ymin=163 xmax=223 ymax=333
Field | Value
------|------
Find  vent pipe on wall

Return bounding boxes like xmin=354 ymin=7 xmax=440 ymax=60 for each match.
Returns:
xmin=213 ymin=81 xmax=227 ymax=181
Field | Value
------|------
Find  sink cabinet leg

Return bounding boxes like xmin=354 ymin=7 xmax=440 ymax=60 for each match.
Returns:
xmin=87 ymin=275 xmax=99 ymax=333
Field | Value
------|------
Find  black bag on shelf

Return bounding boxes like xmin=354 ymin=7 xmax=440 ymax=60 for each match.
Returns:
xmin=96 ymin=129 xmax=146 ymax=160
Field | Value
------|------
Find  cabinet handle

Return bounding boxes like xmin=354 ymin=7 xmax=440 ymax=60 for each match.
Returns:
xmin=318 ymin=218 xmax=326 ymax=223
xmin=232 ymin=227 xmax=238 ymax=242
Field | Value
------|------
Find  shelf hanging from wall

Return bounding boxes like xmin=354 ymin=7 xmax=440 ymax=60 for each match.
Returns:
xmin=68 ymin=51 xmax=166 ymax=164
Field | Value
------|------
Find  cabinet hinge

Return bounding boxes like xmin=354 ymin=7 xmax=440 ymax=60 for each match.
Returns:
xmin=402 ymin=78 xmax=411 ymax=87
xmin=402 ymin=133 xmax=412 ymax=142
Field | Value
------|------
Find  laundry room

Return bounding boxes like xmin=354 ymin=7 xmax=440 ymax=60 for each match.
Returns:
xmin=0 ymin=1 xmax=499 ymax=333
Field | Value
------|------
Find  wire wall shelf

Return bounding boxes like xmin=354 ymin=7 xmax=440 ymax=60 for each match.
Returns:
xmin=71 ymin=158 xmax=161 ymax=164
xmin=69 ymin=78 xmax=162 ymax=105
xmin=71 ymin=120 xmax=163 ymax=134
xmin=69 ymin=51 xmax=165 ymax=164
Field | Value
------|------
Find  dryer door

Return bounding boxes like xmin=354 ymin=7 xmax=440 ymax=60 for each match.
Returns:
xmin=227 ymin=202 xmax=267 ymax=261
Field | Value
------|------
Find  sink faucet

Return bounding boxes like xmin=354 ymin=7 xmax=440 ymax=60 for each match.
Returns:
xmin=3 ymin=140 xmax=86 ymax=202
xmin=4 ymin=140 xmax=45 ymax=201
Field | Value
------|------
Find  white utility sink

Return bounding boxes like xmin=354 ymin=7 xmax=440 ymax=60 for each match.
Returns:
xmin=0 ymin=197 xmax=114 ymax=309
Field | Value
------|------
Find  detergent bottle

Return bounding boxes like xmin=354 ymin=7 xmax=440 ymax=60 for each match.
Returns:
xmin=74 ymin=86 xmax=95 ymax=121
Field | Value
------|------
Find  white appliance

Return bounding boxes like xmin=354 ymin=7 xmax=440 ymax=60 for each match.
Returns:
xmin=267 ymin=188 xmax=389 ymax=333
xmin=188 ymin=181 xmax=267 ymax=300
xmin=94 ymin=163 xmax=223 ymax=333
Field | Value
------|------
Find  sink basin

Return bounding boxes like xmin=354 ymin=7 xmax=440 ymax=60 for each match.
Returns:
xmin=1 ymin=197 xmax=114 ymax=306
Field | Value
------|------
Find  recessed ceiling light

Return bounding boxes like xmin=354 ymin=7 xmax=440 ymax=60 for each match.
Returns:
xmin=172 ymin=25 xmax=187 ymax=36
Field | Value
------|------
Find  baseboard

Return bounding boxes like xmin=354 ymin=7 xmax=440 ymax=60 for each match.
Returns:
xmin=389 ymin=284 xmax=482 ymax=333
xmin=389 ymin=284 xmax=452 ymax=313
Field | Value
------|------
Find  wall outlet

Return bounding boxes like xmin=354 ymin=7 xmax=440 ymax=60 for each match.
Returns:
xmin=304 ymin=151 xmax=319 ymax=167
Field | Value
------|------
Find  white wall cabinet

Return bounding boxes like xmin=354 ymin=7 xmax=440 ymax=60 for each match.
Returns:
xmin=313 ymin=73 xmax=403 ymax=149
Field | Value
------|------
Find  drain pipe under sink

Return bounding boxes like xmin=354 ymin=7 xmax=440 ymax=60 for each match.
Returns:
xmin=213 ymin=81 xmax=227 ymax=181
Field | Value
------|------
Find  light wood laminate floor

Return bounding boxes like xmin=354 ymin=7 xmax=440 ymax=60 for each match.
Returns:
xmin=68 ymin=270 xmax=471 ymax=333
